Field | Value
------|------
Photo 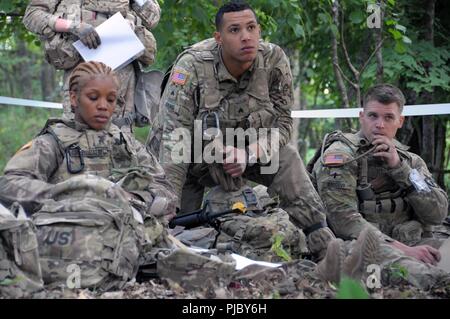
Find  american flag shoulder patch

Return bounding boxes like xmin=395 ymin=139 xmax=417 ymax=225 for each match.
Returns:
xmin=323 ymin=153 xmax=347 ymax=166
xmin=171 ymin=68 xmax=189 ymax=85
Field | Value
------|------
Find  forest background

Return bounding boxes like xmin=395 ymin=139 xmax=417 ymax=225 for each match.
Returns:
xmin=0 ymin=0 xmax=449 ymax=195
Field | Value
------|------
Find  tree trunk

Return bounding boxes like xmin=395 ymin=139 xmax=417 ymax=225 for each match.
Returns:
xmin=374 ymin=0 xmax=384 ymax=83
xmin=434 ymin=120 xmax=446 ymax=186
xmin=16 ymin=40 xmax=34 ymax=100
xmin=420 ymin=0 xmax=436 ymax=176
xmin=41 ymin=61 xmax=56 ymax=101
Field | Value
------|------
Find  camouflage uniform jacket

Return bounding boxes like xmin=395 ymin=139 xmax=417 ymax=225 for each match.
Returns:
xmin=148 ymin=38 xmax=294 ymax=199
xmin=22 ymin=0 xmax=160 ymax=39
xmin=311 ymin=131 xmax=448 ymax=241
xmin=0 ymin=118 xmax=175 ymax=214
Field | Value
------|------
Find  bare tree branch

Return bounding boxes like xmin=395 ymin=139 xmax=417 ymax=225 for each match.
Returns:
xmin=360 ymin=37 xmax=386 ymax=75
xmin=331 ymin=0 xmax=350 ymax=108
xmin=334 ymin=62 xmax=358 ymax=88
xmin=340 ymin=10 xmax=359 ymax=78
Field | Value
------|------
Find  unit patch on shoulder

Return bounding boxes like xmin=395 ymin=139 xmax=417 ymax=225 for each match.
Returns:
xmin=15 ymin=141 xmax=33 ymax=155
xmin=171 ymin=68 xmax=189 ymax=86
xmin=323 ymin=153 xmax=348 ymax=167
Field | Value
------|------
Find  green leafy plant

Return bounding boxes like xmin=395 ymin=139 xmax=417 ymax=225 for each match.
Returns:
xmin=0 ymin=275 xmax=24 ymax=286
xmin=270 ymin=234 xmax=292 ymax=262
xmin=389 ymin=263 xmax=409 ymax=280
xmin=336 ymin=277 xmax=369 ymax=299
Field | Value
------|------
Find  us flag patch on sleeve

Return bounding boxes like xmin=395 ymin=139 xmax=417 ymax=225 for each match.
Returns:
xmin=323 ymin=153 xmax=347 ymax=166
xmin=171 ymin=68 xmax=189 ymax=85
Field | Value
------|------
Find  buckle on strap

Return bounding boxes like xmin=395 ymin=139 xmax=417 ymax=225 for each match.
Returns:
xmin=304 ymin=221 xmax=327 ymax=236
xmin=233 ymin=223 xmax=247 ymax=242
xmin=65 ymin=145 xmax=85 ymax=174
xmin=202 ymin=112 xmax=221 ymax=140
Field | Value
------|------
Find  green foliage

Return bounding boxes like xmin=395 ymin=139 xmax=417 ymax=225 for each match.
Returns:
xmin=0 ymin=275 xmax=24 ymax=286
xmin=0 ymin=106 xmax=61 ymax=173
xmin=134 ymin=126 xmax=151 ymax=145
xmin=0 ymin=0 xmax=448 ymax=195
xmin=388 ymin=263 xmax=409 ymax=280
xmin=271 ymin=290 xmax=281 ymax=299
xmin=270 ymin=234 xmax=292 ymax=262
xmin=336 ymin=277 xmax=370 ymax=299
xmin=0 ymin=0 xmax=34 ymax=42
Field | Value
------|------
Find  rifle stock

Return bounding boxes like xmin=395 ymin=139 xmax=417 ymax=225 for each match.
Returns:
xmin=169 ymin=202 xmax=246 ymax=229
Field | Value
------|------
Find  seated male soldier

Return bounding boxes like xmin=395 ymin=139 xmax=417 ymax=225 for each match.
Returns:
xmin=309 ymin=83 xmax=449 ymax=288
xmin=148 ymin=0 xmax=335 ymax=260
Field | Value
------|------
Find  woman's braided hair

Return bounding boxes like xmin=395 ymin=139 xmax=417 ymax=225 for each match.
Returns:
xmin=69 ymin=61 xmax=119 ymax=93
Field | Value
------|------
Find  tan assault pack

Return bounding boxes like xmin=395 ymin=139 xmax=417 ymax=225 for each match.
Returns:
xmin=32 ymin=175 xmax=145 ymax=291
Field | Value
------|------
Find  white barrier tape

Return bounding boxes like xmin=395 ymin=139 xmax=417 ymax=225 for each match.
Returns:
xmin=1 ymin=96 xmax=448 ymax=118
xmin=291 ymin=103 xmax=450 ymax=118
xmin=0 ymin=96 xmax=62 ymax=109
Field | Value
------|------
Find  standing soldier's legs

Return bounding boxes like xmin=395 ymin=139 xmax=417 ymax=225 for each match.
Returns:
xmin=62 ymin=70 xmax=74 ymax=120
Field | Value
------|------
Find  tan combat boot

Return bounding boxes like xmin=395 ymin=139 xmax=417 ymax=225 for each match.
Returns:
xmin=315 ymin=238 xmax=346 ymax=284
xmin=342 ymin=227 xmax=380 ymax=282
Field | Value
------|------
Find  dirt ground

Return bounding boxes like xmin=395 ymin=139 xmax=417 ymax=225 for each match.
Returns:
xmin=24 ymin=264 xmax=450 ymax=300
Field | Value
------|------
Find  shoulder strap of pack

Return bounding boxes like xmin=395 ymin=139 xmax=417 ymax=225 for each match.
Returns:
xmin=39 ymin=118 xmax=82 ymax=156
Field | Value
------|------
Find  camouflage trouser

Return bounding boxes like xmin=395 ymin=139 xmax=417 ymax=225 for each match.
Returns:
xmin=391 ymin=220 xmax=449 ymax=249
xmin=180 ymin=145 xmax=328 ymax=231
xmin=343 ymin=237 xmax=449 ymax=290
xmin=62 ymin=63 xmax=135 ymax=133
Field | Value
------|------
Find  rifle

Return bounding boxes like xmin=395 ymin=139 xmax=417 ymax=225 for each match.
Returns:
xmin=169 ymin=202 xmax=246 ymax=229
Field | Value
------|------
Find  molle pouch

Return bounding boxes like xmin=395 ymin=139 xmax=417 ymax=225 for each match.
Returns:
xmin=43 ymin=33 xmax=81 ymax=70
xmin=134 ymin=26 xmax=157 ymax=66
xmin=131 ymin=0 xmax=161 ymax=30
xmin=0 ymin=203 xmax=44 ymax=298
xmin=82 ymin=0 xmax=129 ymax=16
xmin=356 ymin=184 xmax=375 ymax=201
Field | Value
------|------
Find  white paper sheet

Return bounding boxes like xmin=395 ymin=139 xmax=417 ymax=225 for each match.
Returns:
xmin=188 ymin=247 xmax=282 ymax=270
xmin=72 ymin=12 xmax=144 ymax=70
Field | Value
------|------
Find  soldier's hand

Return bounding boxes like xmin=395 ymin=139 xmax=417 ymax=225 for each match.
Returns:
xmin=70 ymin=22 xmax=101 ymax=49
xmin=371 ymin=135 xmax=401 ymax=168
xmin=149 ymin=196 xmax=177 ymax=223
xmin=403 ymin=244 xmax=441 ymax=265
xmin=223 ymin=146 xmax=246 ymax=177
